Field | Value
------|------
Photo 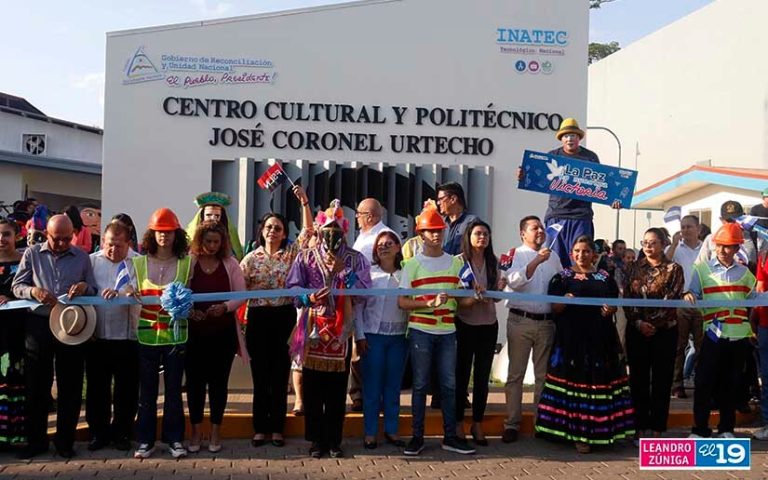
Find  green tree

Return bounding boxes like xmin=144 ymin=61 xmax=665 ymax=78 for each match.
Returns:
xmin=590 ymin=0 xmax=617 ymax=8
xmin=588 ymin=41 xmax=621 ymax=64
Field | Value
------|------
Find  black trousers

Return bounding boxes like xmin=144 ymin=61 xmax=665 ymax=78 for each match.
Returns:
xmin=24 ymin=315 xmax=85 ymax=451
xmin=85 ymin=339 xmax=139 ymax=441
xmin=692 ymin=336 xmax=751 ymax=436
xmin=246 ymin=305 xmax=296 ymax=434
xmin=626 ymin=324 xmax=677 ymax=432
xmin=455 ymin=319 xmax=498 ymax=423
xmin=186 ymin=326 xmax=237 ymax=425
xmin=303 ymin=362 xmax=350 ymax=448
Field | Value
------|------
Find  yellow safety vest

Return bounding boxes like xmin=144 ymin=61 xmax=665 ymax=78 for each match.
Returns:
xmin=402 ymin=255 xmax=463 ymax=333
xmin=693 ymin=261 xmax=755 ymax=340
xmin=133 ymin=255 xmax=192 ymax=346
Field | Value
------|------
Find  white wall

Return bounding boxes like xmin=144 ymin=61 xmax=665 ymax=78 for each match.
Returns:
xmin=0 ymin=112 xmax=102 ymax=163
xmin=103 ymin=0 xmax=588 ymax=251
xmin=0 ymin=164 xmax=24 ymax=208
xmin=587 ymin=0 xmax=768 ymax=245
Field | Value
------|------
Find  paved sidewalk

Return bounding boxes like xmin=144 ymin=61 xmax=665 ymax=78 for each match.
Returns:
xmin=2 ymin=431 xmax=768 ymax=480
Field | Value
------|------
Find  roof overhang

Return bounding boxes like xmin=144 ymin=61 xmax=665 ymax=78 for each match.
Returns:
xmin=632 ymin=165 xmax=768 ymax=209
xmin=0 ymin=149 xmax=101 ymax=175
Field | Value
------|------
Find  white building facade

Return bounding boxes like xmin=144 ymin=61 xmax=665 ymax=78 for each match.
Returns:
xmin=587 ymin=0 xmax=768 ymax=245
xmin=103 ymin=0 xmax=589 ymax=250
xmin=0 ymin=93 xmax=102 ymax=213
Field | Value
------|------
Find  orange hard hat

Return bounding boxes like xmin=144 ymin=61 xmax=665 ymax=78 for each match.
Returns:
xmin=713 ymin=222 xmax=744 ymax=246
xmin=415 ymin=204 xmax=446 ymax=231
xmin=147 ymin=207 xmax=181 ymax=232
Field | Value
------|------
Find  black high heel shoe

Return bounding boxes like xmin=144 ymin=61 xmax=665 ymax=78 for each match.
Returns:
xmin=384 ymin=434 xmax=406 ymax=447
xmin=470 ymin=425 xmax=488 ymax=447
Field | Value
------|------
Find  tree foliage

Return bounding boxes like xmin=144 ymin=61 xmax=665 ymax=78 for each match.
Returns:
xmin=590 ymin=0 xmax=617 ymax=8
xmin=588 ymin=41 xmax=621 ymax=64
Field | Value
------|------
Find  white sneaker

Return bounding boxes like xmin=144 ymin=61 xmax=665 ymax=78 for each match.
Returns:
xmin=717 ymin=432 xmax=735 ymax=439
xmin=168 ymin=442 xmax=187 ymax=458
xmin=687 ymin=433 xmax=703 ymax=439
xmin=753 ymin=426 xmax=768 ymax=440
xmin=134 ymin=443 xmax=155 ymax=459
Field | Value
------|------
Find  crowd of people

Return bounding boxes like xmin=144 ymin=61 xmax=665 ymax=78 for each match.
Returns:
xmin=1 ymin=117 xmax=768 ymax=462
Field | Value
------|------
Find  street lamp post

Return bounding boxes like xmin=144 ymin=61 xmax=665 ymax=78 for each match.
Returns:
xmin=587 ymin=126 xmax=622 ymax=240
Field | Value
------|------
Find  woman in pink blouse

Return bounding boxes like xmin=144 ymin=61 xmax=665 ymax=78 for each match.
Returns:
xmin=240 ymin=185 xmax=312 ymax=447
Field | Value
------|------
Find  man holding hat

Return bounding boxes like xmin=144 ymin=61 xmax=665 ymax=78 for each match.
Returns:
xmin=522 ymin=117 xmax=620 ymax=267
xmin=12 ymin=214 xmax=97 ymax=459
xmin=684 ymin=223 xmax=757 ymax=438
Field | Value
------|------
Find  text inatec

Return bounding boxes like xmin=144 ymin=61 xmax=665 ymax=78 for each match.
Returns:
xmin=162 ymin=97 xmax=563 ymax=157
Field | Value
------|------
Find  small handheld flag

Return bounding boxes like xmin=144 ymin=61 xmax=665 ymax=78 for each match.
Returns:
xmin=459 ymin=262 xmax=476 ymax=288
xmin=114 ymin=260 xmax=130 ymax=291
xmin=735 ymin=214 xmax=760 ymax=231
xmin=543 ymin=223 xmax=563 ymax=250
xmin=257 ymin=163 xmax=294 ymax=192
xmin=499 ymin=248 xmax=516 ymax=271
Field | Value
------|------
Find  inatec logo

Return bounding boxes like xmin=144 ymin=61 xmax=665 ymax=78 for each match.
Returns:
xmin=496 ymin=29 xmax=568 ymax=47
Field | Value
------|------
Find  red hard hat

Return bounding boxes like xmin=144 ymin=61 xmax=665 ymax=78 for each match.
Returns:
xmin=713 ymin=222 xmax=744 ymax=246
xmin=415 ymin=206 xmax=446 ymax=231
xmin=147 ymin=207 xmax=181 ymax=232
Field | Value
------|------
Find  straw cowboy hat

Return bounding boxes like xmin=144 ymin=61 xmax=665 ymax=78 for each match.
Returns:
xmin=49 ymin=303 xmax=97 ymax=345
xmin=555 ymin=117 xmax=585 ymax=140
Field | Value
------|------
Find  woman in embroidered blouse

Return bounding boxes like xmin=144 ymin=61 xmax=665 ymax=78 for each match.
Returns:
xmin=186 ymin=221 xmax=247 ymax=453
xmin=240 ymin=185 xmax=312 ymax=447
xmin=623 ymin=227 xmax=685 ymax=441
xmin=355 ymin=231 xmax=407 ymax=450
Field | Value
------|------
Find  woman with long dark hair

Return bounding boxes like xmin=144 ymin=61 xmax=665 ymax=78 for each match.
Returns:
xmin=455 ymin=219 xmax=500 ymax=446
xmin=357 ymin=231 xmax=407 ymax=449
xmin=186 ymin=221 xmax=246 ymax=453
xmin=240 ymin=185 xmax=312 ymax=447
xmin=128 ymin=208 xmax=193 ymax=459
xmin=535 ymin=235 xmax=634 ymax=454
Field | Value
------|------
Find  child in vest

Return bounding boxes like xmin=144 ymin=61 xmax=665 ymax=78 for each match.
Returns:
xmin=683 ymin=223 xmax=756 ymax=438
xmin=398 ymin=201 xmax=477 ymax=456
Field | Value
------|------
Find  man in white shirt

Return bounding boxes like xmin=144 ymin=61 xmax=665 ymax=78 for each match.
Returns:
xmin=86 ymin=222 xmax=140 ymax=452
xmin=666 ymin=214 xmax=703 ymax=399
xmin=697 ymin=201 xmax=755 ymax=268
xmin=349 ymin=198 xmax=394 ymax=411
xmin=352 ymin=198 xmax=395 ymax=262
xmin=501 ymin=215 xmax=563 ymax=443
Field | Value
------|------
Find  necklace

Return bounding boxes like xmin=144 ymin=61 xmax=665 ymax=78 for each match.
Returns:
xmin=199 ymin=257 xmax=220 ymax=274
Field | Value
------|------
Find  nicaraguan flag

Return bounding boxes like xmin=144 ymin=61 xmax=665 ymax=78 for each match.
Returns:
xmin=114 ymin=260 xmax=131 ymax=291
xmin=543 ymin=223 xmax=563 ymax=250
xmin=735 ymin=215 xmax=759 ymax=231
xmin=459 ymin=262 xmax=475 ymax=288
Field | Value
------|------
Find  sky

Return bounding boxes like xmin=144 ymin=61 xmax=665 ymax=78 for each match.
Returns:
xmin=0 ymin=0 xmax=714 ymax=128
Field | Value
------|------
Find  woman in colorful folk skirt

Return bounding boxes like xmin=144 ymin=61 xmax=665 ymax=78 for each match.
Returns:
xmin=535 ymin=235 xmax=635 ymax=454
xmin=0 ymin=218 xmax=25 ymax=450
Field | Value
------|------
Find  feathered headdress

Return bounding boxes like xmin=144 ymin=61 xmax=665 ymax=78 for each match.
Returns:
xmin=193 ymin=192 xmax=231 ymax=208
xmin=314 ymin=199 xmax=349 ymax=233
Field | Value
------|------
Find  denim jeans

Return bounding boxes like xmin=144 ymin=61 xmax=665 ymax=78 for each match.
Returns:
xmin=409 ymin=329 xmax=457 ymax=439
xmin=759 ymin=327 xmax=768 ymax=423
xmin=361 ymin=333 xmax=408 ymax=437
xmin=136 ymin=344 xmax=186 ymax=445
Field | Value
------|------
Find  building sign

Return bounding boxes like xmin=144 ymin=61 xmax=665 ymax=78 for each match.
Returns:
xmin=518 ymin=150 xmax=638 ymax=207
xmin=162 ymin=97 xmax=564 ymax=156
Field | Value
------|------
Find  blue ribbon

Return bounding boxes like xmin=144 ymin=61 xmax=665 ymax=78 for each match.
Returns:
xmin=2 ymin=287 xmax=767 ymax=311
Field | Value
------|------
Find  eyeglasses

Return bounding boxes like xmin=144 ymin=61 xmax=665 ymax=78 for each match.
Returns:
xmin=376 ymin=241 xmax=396 ymax=250
xmin=355 ymin=211 xmax=372 ymax=217
xmin=472 ymin=231 xmax=490 ymax=238
xmin=561 ymin=133 xmax=580 ymax=140
xmin=640 ymin=240 xmax=661 ymax=248
xmin=436 ymin=195 xmax=452 ymax=204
